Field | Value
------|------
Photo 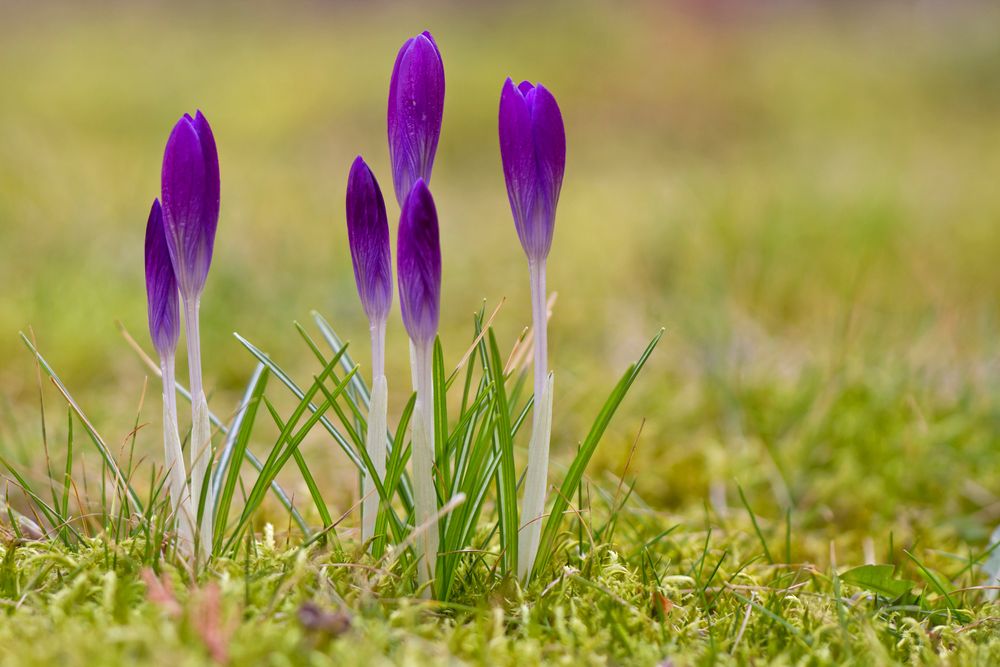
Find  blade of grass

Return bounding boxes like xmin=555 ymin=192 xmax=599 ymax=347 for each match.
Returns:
xmin=533 ymin=329 xmax=663 ymax=580
xmin=20 ymin=332 xmax=142 ymax=513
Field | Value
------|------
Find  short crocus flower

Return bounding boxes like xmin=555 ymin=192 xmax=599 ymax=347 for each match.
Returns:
xmin=146 ymin=200 xmax=181 ymax=358
xmin=161 ymin=109 xmax=221 ymax=559
xmin=388 ymin=31 xmax=445 ymax=205
xmin=346 ymin=156 xmax=393 ymax=326
xmin=397 ymin=179 xmax=441 ymax=590
xmin=145 ymin=199 xmax=196 ymax=556
xmin=397 ymin=180 xmax=441 ymax=348
xmin=498 ymin=78 xmax=566 ymax=581
xmin=345 ymin=155 xmax=392 ymax=546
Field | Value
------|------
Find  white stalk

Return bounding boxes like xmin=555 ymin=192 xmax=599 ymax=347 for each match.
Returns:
xmin=184 ymin=296 xmax=215 ymax=560
xmin=519 ymin=258 xmax=552 ymax=581
xmin=409 ymin=338 xmax=438 ymax=592
xmin=160 ymin=353 xmax=196 ymax=559
xmin=362 ymin=319 xmax=388 ymax=547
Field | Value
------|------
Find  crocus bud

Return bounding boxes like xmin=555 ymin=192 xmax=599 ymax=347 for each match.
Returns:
xmin=388 ymin=31 xmax=445 ymax=205
xmin=498 ymin=78 xmax=566 ymax=263
xmin=346 ymin=156 xmax=393 ymax=325
xmin=161 ymin=110 xmax=220 ymax=298
xmin=145 ymin=199 xmax=180 ymax=356
xmin=396 ymin=180 xmax=441 ymax=347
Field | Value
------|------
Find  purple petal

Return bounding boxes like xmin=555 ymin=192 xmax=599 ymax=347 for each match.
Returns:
xmin=346 ymin=156 xmax=393 ymax=324
xmin=396 ymin=179 xmax=441 ymax=345
xmin=388 ymin=32 xmax=445 ymax=205
xmin=499 ymin=78 xmax=541 ymax=260
xmin=160 ymin=111 xmax=220 ymax=298
xmin=145 ymin=199 xmax=180 ymax=356
xmin=527 ymin=84 xmax=565 ymax=249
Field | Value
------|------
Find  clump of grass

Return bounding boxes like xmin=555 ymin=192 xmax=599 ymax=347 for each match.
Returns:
xmin=8 ymin=293 xmax=661 ymax=601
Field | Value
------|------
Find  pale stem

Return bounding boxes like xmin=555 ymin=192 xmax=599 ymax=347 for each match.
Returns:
xmin=362 ymin=319 xmax=388 ymax=547
xmin=184 ymin=296 xmax=215 ymax=560
xmin=160 ymin=353 xmax=196 ymax=558
xmin=519 ymin=258 xmax=552 ymax=581
xmin=409 ymin=338 xmax=438 ymax=592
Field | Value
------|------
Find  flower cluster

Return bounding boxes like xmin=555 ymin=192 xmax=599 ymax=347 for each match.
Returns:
xmin=145 ymin=31 xmax=565 ymax=586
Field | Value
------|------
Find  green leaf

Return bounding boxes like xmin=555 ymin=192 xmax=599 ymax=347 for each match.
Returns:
xmin=532 ymin=329 xmax=663 ymax=581
xmin=840 ymin=564 xmax=917 ymax=599
xmin=485 ymin=329 xmax=518 ymax=577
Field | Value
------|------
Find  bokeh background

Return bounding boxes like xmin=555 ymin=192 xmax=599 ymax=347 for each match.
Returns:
xmin=1 ymin=0 xmax=999 ymax=550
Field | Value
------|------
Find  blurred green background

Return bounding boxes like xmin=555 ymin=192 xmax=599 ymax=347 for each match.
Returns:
xmin=1 ymin=1 xmax=999 ymax=551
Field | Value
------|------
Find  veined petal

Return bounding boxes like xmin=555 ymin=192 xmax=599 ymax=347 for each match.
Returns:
xmin=346 ymin=156 xmax=393 ymax=324
xmin=396 ymin=180 xmax=441 ymax=345
xmin=144 ymin=199 xmax=180 ymax=356
xmin=526 ymin=83 xmax=565 ymax=256
xmin=499 ymin=78 xmax=540 ymax=260
xmin=192 ymin=109 xmax=220 ymax=248
xmin=388 ymin=32 xmax=445 ymax=205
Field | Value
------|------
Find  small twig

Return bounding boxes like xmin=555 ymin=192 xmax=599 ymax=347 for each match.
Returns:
xmin=732 ymin=592 xmax=755 ymax=651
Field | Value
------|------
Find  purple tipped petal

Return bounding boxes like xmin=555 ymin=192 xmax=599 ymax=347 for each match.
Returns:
xmin=161 ymin=110 xmax=220 ymax=298
xmin=145 ymin=199 xmax=180 ymax=356
xmin=499 ymin=79 xmax=566 ymax=263
xmin=396 ymin=180 xmax=441 ymax=346
xmin=499 ymin=79 xmax=539 ymax=258
xmin=388 ymin=31 xmax=445 ymax=205
xmin=346 ymin=156 xmax=393 ymax=324
xmin=527 ymin=84 xmax=565 ymax=235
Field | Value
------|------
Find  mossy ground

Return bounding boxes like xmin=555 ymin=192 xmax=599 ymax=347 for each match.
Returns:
xmin=3 ymin=509 xmax=1000 ymax=666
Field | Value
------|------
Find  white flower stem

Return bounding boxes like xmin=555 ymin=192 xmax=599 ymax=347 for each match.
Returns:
xmin=519 ymin=258 xmax=552 ymax=581
xmin=183 ymin=296 xmax=214 ymax=561
xmin=409 ymin=338 xmax=438 ymax=592
xmin=160 ymin=353 xmax=196 ymax=559
xmin=362 ymin=319 xmax=388 ymax=547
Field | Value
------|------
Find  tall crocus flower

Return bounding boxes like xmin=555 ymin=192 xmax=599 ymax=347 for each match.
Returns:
xmin=345 ymin=156 xmax=393 ymax=546
xmin=388 ymin=31 xmax=445 ymax=205
xmin=498 ymin=78 xmax=566 ymax=581
xmin=145 ymin=199 xmax=196 ymax=557
xmin=161 ymin=110 xmax=220 ymax=559
xmin=397 ymin=179 xmax=441 ymax=590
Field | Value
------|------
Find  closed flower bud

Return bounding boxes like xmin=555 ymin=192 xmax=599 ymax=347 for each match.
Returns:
xmin=498 ymin=78 xmax=565 ymax=263
xmin=396 ymin=179 xmax=441 ymax=347
xmin=161 ymin=110 xmax=220 ymax=298
xmin=346 ymin=156 xmax=393 ymax=325
xmin=144 ymin=199 xmax=180 ymax=356
xmin=388 ymin=31 xmax=445 ymax=205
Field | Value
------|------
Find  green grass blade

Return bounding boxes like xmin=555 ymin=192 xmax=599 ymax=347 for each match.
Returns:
xmin=213 ymin=368 xmax=270 ymax=552
xmin=234 ymin=332 xmax=364 ymax=470
xmin=212 ymin=363 xmax=266 ymax=497
xmin=19 ymin=332 xmax=143 ymax=513
xmin=485 ymin=329 xmax=518 ymax=577
xmin=533 ymin=329 xmax=663 ymax=580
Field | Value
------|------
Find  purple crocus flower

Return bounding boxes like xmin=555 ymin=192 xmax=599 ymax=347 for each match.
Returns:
xmin=396 ymin=179 xmax=441 ymax=347
xmin=500 ymin=77 xmax=566 ymax=582
xmin=160 ymin=110 xmax=220 ymax=298
xmin=498 ymin=78 xmax=566 ymax=264
xmin=388 ymin=31 xmax=445 ymax=205
xmin=144 ymin=199 xmax=179 ymax=356
xmin=346 ymin=156 xmax=393 ymax=325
